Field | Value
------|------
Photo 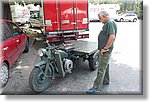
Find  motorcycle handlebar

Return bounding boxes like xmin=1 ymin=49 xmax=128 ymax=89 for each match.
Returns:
xmin=46 ymin=41 xmax=59 ymax=50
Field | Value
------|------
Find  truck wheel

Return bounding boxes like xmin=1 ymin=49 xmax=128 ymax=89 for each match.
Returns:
xmin=89 ymin=53 xmax=99 ymax=71
xmin=0 ymin=62 xmax=9 ymax=88
xmin=29 ymin=65 xmax=52 ymax=93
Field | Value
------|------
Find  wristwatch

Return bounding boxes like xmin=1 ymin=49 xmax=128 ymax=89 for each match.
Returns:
xmin=104 ymin=47 xmax=109 ymax=50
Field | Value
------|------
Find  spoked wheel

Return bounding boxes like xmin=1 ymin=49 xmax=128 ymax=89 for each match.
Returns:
xmin=0 ymin=62 xmax=9 ymax=88
xmin=29 ymin=65 xmax=52 ymax=93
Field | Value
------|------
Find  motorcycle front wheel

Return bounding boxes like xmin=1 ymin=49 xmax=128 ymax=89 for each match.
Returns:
xmin=29 ymin=65 xmax=52 ymax=93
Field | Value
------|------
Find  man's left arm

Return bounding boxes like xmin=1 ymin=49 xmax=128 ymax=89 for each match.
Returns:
xmin=104 ymin=34 xmax=116 ymax=49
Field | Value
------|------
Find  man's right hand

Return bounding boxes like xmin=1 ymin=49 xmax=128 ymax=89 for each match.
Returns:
xmin=100 ymin=49 xmax=109 ymax=55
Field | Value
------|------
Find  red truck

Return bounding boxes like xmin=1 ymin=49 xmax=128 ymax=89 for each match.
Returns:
xmin=29 ymin=0 xmax=99 ymax=93
xmin=41 ymin=0 xmax=89 ymax=43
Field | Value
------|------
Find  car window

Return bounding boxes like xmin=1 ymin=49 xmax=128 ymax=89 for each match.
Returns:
xmin=1 ymin=32 xmax=7 ymax=42
xmin=127 ymin=14 xmax=132 ymax=16
xmin=130 ymin=14 xmax=135 ymax=16
xmin=6 ymin=22 xmax=22 ymax=37
xmin=0 ymin=23 xmax=12 ymax=42
xmin=127 ymin=13 xmax=136 ymax=16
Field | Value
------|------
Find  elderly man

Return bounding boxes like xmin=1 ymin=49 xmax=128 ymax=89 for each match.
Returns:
xmin=86 ymin=11 xmax=117 ymax=94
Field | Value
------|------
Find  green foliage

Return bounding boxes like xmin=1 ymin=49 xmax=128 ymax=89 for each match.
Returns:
xmin=135 ymin=1 xmax=143 ymax=19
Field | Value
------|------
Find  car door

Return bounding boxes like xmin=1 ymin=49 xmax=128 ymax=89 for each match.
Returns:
xmin=125 ymin=13 xmax=132 ymax=21
xmin=6 ymin=22 xmax=26 ymax=56
xmin=0 ymin=23 xmax=18 ymax=67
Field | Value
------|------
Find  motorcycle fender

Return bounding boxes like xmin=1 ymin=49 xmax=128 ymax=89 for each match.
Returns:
xmin=34 ymin=61 xmax=46 ymax=68
xmin=34 ymin=61 xmax=53 ymax=79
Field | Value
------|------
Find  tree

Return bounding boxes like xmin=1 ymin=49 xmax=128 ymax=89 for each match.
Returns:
xmin=89 ymin=0 xmax=143 ymax=16
xmin=135 ymin=1 xmax=143 ymax=19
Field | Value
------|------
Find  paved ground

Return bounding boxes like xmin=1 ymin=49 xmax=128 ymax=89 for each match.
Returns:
xmin=1 ymin=20 xmax=142 ymax=95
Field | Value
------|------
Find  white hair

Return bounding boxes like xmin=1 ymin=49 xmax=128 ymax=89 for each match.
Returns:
xmin=98 ymin=11 xmax=109 ymax=17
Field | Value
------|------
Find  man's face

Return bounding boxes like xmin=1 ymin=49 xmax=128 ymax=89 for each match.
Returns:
xmin=98 ymin=16 xmax=107 ymax=23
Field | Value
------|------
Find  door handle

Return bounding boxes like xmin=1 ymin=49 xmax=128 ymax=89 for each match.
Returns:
xmin=3 ymin=47 xmax=8 ymax=51
xmin=16 ymin=40 xmax=19 ymax=42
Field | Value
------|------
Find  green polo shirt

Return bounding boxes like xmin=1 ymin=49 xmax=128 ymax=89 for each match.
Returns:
xmin=98 ymin=19 xmax=117 ymax=53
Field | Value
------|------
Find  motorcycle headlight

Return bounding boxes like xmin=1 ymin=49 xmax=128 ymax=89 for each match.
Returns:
xmin=38 ymin=48 xmax=47 ymax=57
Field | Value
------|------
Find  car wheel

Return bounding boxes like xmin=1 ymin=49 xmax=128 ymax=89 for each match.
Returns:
xmin=133 ymin=18 xmax=137 ymax=22
xmin=23 ymin=41 xmax=29 ymax=53
xmin=120 ymin=18 xmax=124 ymax=22
xmin=0 ymin=62 xmax=9 ymax=88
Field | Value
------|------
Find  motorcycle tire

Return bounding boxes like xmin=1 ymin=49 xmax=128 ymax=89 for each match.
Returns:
xmin=29 ymin=65 xmax=52 ymax=93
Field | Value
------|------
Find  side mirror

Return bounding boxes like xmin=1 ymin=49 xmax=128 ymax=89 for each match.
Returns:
xmin=23 ymin=30 xmax=27 ymax=34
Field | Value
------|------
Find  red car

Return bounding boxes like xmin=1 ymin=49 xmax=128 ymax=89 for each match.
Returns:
xmin=0 ymin=19 xmax=29 ymax=88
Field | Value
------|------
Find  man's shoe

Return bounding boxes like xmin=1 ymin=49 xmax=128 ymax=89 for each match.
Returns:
xmin=86 ymin=88 xmax=101 ymax=94
xmin=103 ymin=82 xmax=109 ymax=85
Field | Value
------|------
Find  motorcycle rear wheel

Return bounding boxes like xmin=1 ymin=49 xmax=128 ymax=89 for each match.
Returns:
xmin=29 ymin=65 xmax=52 ymax=93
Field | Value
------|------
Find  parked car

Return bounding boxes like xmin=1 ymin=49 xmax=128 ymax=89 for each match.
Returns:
xmin=115 ymin=13 xmax=138 ymax=22
xmin=0 ymin=19 xmax=29 ymax=88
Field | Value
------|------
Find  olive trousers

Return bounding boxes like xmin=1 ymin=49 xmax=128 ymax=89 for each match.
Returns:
xmin=93 ymin=51 xmax=111 ymax=89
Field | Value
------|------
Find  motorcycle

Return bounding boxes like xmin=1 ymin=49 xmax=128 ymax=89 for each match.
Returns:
xmin=29 ymin=41 xmax=99 ymax=93
xmin=29 ymin=42 xmax=76 ymax=92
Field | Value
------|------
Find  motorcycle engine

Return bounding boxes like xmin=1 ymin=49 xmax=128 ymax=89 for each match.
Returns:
xmin=63 ymin=59 xmax=73 ymax=73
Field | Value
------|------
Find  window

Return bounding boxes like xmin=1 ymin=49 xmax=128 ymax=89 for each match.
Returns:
xmin=90 ymin=8 xmax=99 ymax=12
xmin=126 ymin=13 xmax=136 ymax=17
xmin=130 ymin=14 xmax=136 ymax=16
xmin=94 ymin=8 xmax=99 ymax=12
xmin=30 ymin=11 xmax=40 ymax=19
xmin=6 ymin=22 xmax=22 ymax=36
xmin=0 ymin=23 xmax=12 ymax=42
xmin=90 ymin=8 xmax=94 ymax=12
xmin=126 ymin=14 xmax=130 ymax=16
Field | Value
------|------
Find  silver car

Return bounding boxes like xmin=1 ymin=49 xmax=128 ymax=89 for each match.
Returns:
xmin=115 ymin=13 xmax=138 ymax=22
